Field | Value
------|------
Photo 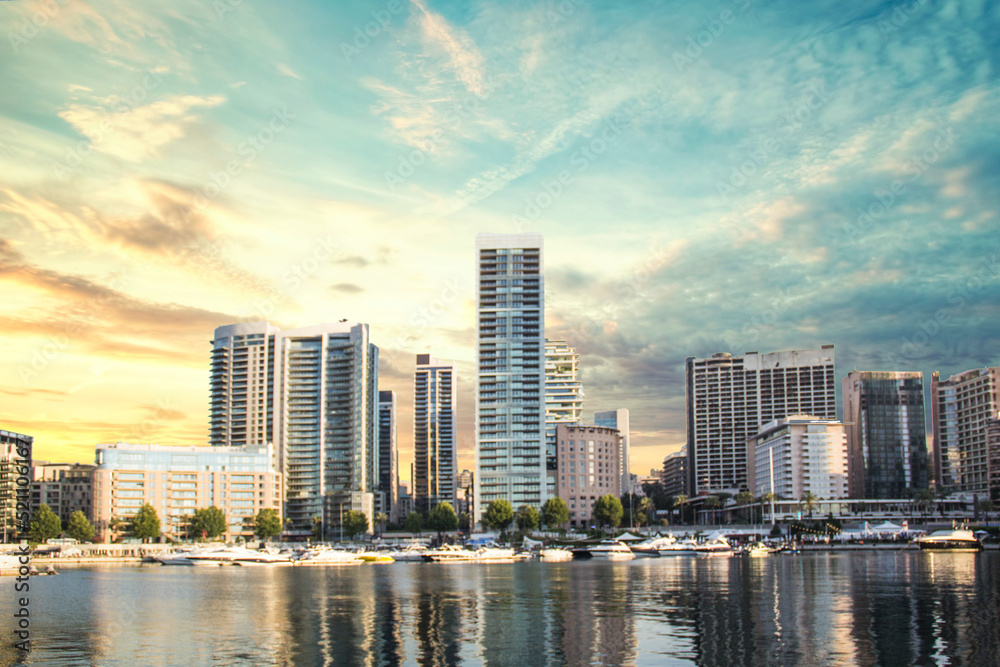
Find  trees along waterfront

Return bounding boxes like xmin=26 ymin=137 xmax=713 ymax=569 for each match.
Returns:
xmin=405 ymin=511 xmax=423 ymax=536
xmin=374 ymin=512 xmax=389 ymax=537
xmin=515 ymin=505 xmax=540 ymax=533
xmin=66 ymin=510 xmax=95 ymax=542
xmin=131 ymin=504 xmax=161 ymax=542
xmin=428 ymin=502 xmax=459 ymax=540
xmin=541 ymin=497 xmax=569 ymax=530
xmin=254 ymin=508 xmax=282 ymax=541
xmin=30 ymin=503 xmax=61 ymax=543
xmin=190 ymin=506 xmax=227 ymax=540
xmin=343 ymin=511 xmax=369 ymax=540
xmin=800 ymin=492 xmax=819 ymax=520
xmin=483 ymin=499 xmax=514 ymax=539
xmin=592 ymin=495 xmax=623 ymax=533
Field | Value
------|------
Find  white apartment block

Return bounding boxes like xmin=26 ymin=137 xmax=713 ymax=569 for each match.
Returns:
xmin=685 ymin=346 xmax=837 ymax=496
xmin=475 ymin=233 xmax=546 ymax=521
xmin=92 ymin=442 xmax=282 ymax=543
xmin=750 ymin=416 xmax=848 ymax=500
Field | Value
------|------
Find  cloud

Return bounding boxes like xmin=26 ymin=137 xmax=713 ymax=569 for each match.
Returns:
xmin=330 ymin=282 xmax=364 ymax=294
xmin=58 ymin=94 xmax=226 ymax=162
xmin=277 ymin=63 xmax=303 ymax=80
xmin=409 ymin=0 xmax=487 ymax=96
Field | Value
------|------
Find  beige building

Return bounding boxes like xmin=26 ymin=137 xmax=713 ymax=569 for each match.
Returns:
xmin=555 ymin=424 xmax=621 ymax=528
xmin=749 ymin=416 xmax=848 ymax=500
xmin=92 ymin=442 xmax=281 ymax=543
xmin=930 ymin=367 xmax=1000 ymax=495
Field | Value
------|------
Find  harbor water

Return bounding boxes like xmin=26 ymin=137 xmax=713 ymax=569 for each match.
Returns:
xmin=3 ymin=551 xmax=999 ymax=666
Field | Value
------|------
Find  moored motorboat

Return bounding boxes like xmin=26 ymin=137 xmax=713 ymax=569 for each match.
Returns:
xmin=389 ymin=543 xmax=429 ymax=562
xmin=694 ymin=535 xmax=734 ymax=556
xmin=294 ymin=548 xmax=363 ymax=566
xmin=358 ymin=551 xmax=395 ymax=563
xmin=630 ymin=535 xmax=676 ymax=557
xmin=539 ymin=547 xmax=574 ymax=561
xmin=916 ymin=529 xmax=983 ymax=552
xmin=657 ymin=538 xmax=700 ymax=556
xmin=587 ymin=540 xmax=635 ymax=561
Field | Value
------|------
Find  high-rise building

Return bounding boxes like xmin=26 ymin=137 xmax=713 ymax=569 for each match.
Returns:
xmin=92 ymin=442 xmax=281 ymax=543
xmin=986 ymin=417 xmax=1000 ymax=500
xmin=554 ymin=424 xmax=621 ymax=528
xmin=211 ymin=321 xmax=379 ymax=536
xmin=930 ymin=367 xmax=1000 ymax=495
xmin=413 ymin=354 xmax=456 ymax=512
xmin=749 ymin=416 xmax=848 ymax=500
xmin=209 ymin=321 xmax=281 ymax=447
xmin=595 ymin=409 xmax=630 ymax=494
xmin=377 ymin=390 xmax=398 ymax=522
xmin=2 ymin=429 xmax=32 ymax=542
xmin=843 ymin=371 xmax=929 ymax=499
xmin=661 ymin=447 xmax=687 ymax=498
xmin=685 ymin=346 xmax=837 ymax=496
xmin=475 ymin=233 xmax=546 ymax=522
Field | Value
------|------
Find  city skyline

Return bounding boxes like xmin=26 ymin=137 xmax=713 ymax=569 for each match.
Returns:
xmin=2 ymin=1 xmax=999 ymax=484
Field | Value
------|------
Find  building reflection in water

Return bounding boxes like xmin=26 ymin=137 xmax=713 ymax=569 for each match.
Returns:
xmin=7 ymin=552 xmax=1000 ymax=665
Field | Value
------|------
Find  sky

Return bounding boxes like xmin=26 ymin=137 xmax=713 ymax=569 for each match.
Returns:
xmin=1 ymin=0 xmax=998 ymax=484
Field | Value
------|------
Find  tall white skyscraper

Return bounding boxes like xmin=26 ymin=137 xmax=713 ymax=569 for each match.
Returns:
xmin=211 ymin=321 xmax=379 ymax=536
xmin=475 ymin=233 xmax=545 ymax=522
xmin=413 ymin=354 xmax=457 ymax=512
xmin=594 ymin=408 xmax=630 ymax=493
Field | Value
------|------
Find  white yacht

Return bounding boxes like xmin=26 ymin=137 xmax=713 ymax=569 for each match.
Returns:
xmin=630 ymin=535 xmax=677 ymax=557
xmin=423 ymin=545 xmax=517 ymax=563
xmin=916 ymin=529 xmax=983 ymax=552
xmin=232 ymin=549 xmax=294 ymax=566
xmin=539 ymin=547 xmax=574 ymax=561
xmin=695 ymin=535 xmax=734 ymax=556
xmin=587 ymin=540 xmax=635 ymax=560
xmin=657 ymin=538 xmax=700 ymax=555
xmin=294 ymin=548 xmax=363 ymax=566
xmin=387 ymin=543 xmax=428 ymax=562
xmin=185 ymin=546 xmax=263 ymax=566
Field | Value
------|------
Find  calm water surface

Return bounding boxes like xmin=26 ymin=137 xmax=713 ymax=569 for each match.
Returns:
xmin=3 ymin=552 xmax=999 ymax=666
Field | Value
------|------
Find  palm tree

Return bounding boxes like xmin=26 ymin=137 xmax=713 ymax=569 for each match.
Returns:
xmin=704 ymin=496 xmax=721 ymax=526
xmin=638 ymin=497 xmax=653 ymax=530
xmin=913 ymin=488 xmax=934 ymax=521
xmin=673 ymin=495 xmax=687 ymax=525
xmin=800 ymin=492 xmax=819 ymax=520
xmin=374 ymin=512 xmax=389 ymax=537
xmin=977 ymin=499 xmax=994 ymax=527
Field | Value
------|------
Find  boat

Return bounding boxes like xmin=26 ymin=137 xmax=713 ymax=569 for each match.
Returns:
xmin=388 ymin=543 xmax=429 ymax=562
xmin=587 ymin=540 xmax=635 ymax=561
xmin=294 ymin=548 xmax=363 ymax=566
xmin=538 ymin=547 xmax=574 ymax=561
xmin=657 ymin=538 xmax=701 ymax=555
xmin=423 ymin=545 xmax=517 ymax=563
xmin=185 ymin=546 xmax=261 ymax=566
xmin=358 ymin=551 xmax=395 ymax=563
xmin=742 ymin=542 xmax=773 ymax=558
xmin=694 ymin=534 xmax=734 ymax=556
xmin=916 ymin=529 xmax=984 ymax=552
xmin=232 ymin=549 xmax=295 ymax=566
xmin=630 ymin=535 xmax=676 ymax=557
